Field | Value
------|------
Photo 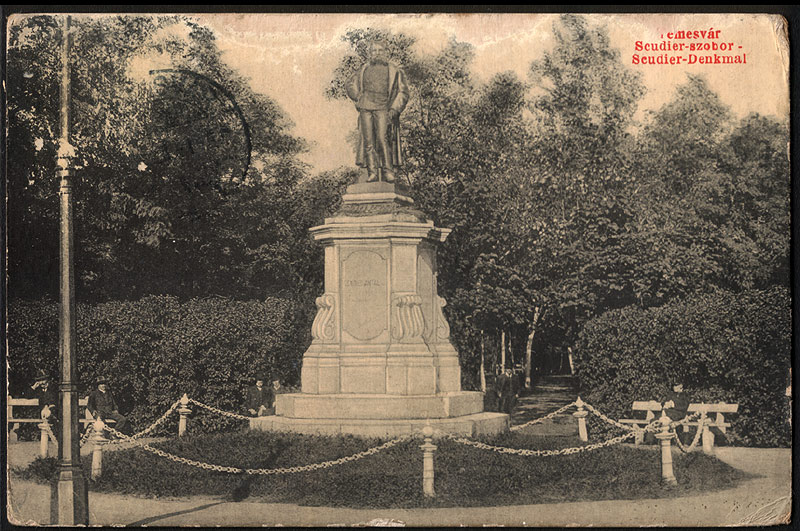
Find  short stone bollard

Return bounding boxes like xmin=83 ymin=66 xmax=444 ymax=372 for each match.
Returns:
xmin=38 ymin=407 xmax=53 ymax=458
xmin=178 ymin=393 xmax=191 ymax=437
xmin=420 ymin=425 xmax=437 ymax=498
xmin=655 ymin=410 xmax=677 ymax=486
xmin=91 ymin=419 xmax=108 ymax=480
xmin=573 ymin=397 xmax=589 ymax=442
xmin=700 ymin=414 xmax=714 ymax=455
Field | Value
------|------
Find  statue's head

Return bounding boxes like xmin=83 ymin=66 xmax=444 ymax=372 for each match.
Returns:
xmin=368 ymin=42 xmax=389 ymax=63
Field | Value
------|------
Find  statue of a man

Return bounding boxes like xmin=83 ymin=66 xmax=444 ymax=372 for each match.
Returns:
xmin=346 ymin=42 xmax=409 ymax=183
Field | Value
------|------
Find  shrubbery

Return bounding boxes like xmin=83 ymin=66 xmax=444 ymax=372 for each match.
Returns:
xmin=575 ymin=287 xmax=791 ymax=447
xmin=16 ymin=430 xmax=746 ymax=507
xmin=7 ymin=296 xmax=308 ymax=433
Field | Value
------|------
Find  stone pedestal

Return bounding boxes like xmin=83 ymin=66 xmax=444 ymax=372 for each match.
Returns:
xmin=252 ymin=182 xmax=508 ymax=437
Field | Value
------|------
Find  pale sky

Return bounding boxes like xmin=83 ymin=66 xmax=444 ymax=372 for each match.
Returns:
xmin=179 ymin=13 xmax=790 ymax=172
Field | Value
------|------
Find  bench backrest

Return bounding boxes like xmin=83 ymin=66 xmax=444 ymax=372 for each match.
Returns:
xmin=7 ymin=396 xmax=89 ymax=420
xmin=687 ymin=403 xmax=738 ymax=414
xmin=631 ymin=400 xmax=738 ymax=424
xmin=631 ymin=400 xmax=738 ymax=413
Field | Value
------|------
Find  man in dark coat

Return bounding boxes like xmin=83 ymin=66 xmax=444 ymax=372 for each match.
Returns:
xmin=345 ymin=41 xmax=409 ymax=183
xmin=245 ymin=374 xmax=273 ymax=417
xmin=496 ymin=368 xmax=518 ymax=415
xmin=87 ymin=376 xmax=131 ymax=434
xmin=663 ymin=381 xmax=690 ymax=444
xmin=32 ymin=370 xmax=59 ymax=440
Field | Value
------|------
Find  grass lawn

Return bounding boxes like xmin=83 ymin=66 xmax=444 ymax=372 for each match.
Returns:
xmin=13 ymin=430 xmax=749 ymax=508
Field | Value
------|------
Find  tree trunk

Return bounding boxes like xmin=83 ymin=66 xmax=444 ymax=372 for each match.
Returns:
xmin=480 ymin=331 xmax=486 ymax=393
xmin=525 ymin=306 xmax=541 ymax=388
xmin=567 ymin=346 xmax=575 ymax=375
xmin=500 ymin=330 xmax=506 ymax=372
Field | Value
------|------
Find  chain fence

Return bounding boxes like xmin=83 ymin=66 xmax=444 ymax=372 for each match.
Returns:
xmin=82 ymin=394 xmax=705 ymax=475
xmin=101 ymin=423 xmax=412 ymax=475
xmin=188 ymin=398 xmax=252 ymax=421
xmin=673 ymin=414 xmax=706 ymax=453
xmin=105 ymin=398 xmax=183 ymax=445
xmin=446 ymin=429 xmax=638 ymax=456
xmin=509 ymin=401 xmax=577 ymax=432
xmin=79 ymin=423 xmax=94 ymax=447
xmin=582 ymin=401 xmax=641 ymax=432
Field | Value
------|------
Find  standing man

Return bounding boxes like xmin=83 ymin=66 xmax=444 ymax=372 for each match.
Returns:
xmin=87 ymin=376 xmax=130 ymax=435
xmin=32 ymin=370 xmax=59 ymax=439
xmin=496 ymin=368 xmax=518 ymax=415
xmin=346 ymin=41 xmax=409 ymax=183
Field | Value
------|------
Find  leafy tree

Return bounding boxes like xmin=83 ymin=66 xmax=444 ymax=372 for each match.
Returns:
xmin=7 ymin=15 xmax=308 ymax=301
xmin=631 ymin=76 xmax=789 ymax=303
xmin=502 ymin=14 xmax=647 ymax=379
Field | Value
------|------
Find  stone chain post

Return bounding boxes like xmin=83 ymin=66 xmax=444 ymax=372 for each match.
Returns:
xmin=39 ymin=407 xmax=53 ymax=458
xmin=178 ymin=393 xmax=191 ymax=437
xmin=91 ymin=419 xmax=108 ymax=480
xmin=700 ymin=413 xmax=714 ymax=455
xmin=420 ymin=424 xmax=437 ymax=498
xmin=573 ymin=397 xmax=589 ymax=442
xmin=655 ymin=410 xmax=677 ymax=486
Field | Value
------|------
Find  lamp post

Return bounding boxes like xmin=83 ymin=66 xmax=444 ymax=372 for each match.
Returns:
xmin=50 ymin=14 xmax=89 ymax=525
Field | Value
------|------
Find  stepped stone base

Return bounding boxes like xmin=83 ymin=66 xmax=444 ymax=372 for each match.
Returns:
xmin=249 ymin=411 xmax=509 ymax=438
xmin=275 ymin=391 xmax=483 ymax=419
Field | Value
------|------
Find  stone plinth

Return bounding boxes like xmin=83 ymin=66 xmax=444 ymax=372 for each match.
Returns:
xmin=254 ymin=182 xmax=508 ymax=437
xmin=251 ymin=412 xmax=509 ymax=438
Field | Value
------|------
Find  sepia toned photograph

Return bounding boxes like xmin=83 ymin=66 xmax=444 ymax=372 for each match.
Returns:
xmin=4 ymin=9 xmax=792 ymax=527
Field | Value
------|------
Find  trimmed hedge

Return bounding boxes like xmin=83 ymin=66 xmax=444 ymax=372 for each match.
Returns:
xmin=7 ymin=296 xmax=307 ymax=433
xmin=16 ymin=430 xmax=746 ymax=507
xmin=575 ymin=287 xmax=791 ymax=447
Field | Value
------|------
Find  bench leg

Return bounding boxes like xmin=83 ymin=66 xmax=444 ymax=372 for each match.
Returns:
xmin=702 ymin=425 xmax=714 ymax=454
xmin=9 ymin=423 xmax=19 ymax=443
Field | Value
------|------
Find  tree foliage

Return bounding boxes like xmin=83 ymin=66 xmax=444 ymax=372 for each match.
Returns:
xmin=7 ymin=15 xmax=314 ymax=301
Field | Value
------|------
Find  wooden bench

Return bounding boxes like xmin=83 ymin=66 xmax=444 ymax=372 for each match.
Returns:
xmin=620 ymin=400 xmax=738 ymax=453
xmin=7 ymin=396 xmax=115 ymax=443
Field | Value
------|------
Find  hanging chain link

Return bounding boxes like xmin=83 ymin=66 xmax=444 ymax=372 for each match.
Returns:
xmin=673 ymin=413 xmax=706 ymax=453
xmin=106 ymin=398 xmax=182 ymax=445
xmin=101 ymin=423 xmax=413 ymax=475
xmin=446 ymin=429 xmax=637 ymax=456
xmin=244 ymin=435 xmax=414 ymax=475
xmin=188 ymin=398 xmax=252 ymax=421
xmin=582 ymin=402 xmax=640 ymax=432
xmin=79 ymin=423 xmax=94 ymax=447
xmin=509 ymin=401 xmax=577 ymax=431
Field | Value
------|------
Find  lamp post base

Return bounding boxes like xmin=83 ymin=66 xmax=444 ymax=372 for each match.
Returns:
xmin=50 ymin=465 xmax=88 ymax=525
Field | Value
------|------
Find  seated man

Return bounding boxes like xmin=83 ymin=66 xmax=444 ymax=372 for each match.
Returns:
xmin=662 ymin=380 xmax=690 ymax=444
xmin=87 ymin=376 xmax=131 ymax=436
xmin=245 ymin=374 xmax=273 ymax=417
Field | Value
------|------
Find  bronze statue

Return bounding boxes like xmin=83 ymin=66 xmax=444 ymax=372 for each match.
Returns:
xmin=346 ymin=42 xmax=409 ymax=183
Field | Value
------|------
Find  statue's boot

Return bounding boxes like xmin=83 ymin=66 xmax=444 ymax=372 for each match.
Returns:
xmin=382 ymin=167 xmax=396 ymax=183
xmin=366 ymin=153 xmax=379 ymax=182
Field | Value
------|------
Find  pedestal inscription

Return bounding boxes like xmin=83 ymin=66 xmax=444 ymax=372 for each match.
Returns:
xmin=342 ymin=250 xmax=387 ymax=341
